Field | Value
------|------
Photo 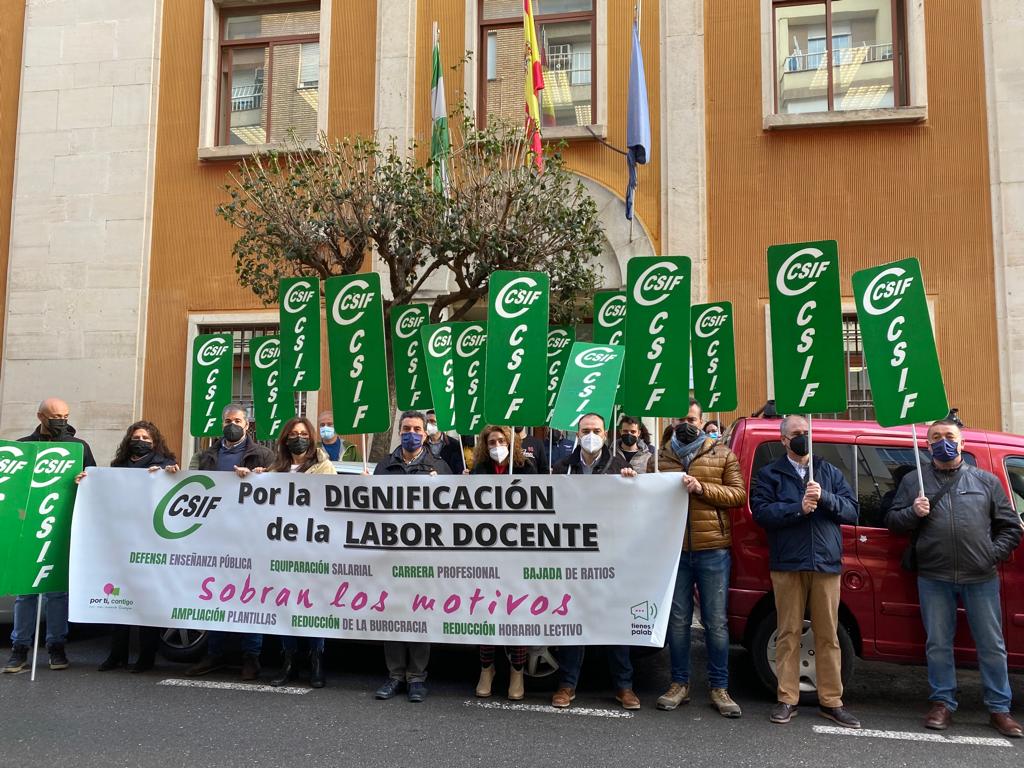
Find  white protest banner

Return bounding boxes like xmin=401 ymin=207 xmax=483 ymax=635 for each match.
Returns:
xmin=70 ymin=469 xmax=687 ymax=647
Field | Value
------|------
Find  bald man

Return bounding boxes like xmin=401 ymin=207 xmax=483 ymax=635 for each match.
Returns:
xmin=3 ymin=398 xmax=96 ymax=674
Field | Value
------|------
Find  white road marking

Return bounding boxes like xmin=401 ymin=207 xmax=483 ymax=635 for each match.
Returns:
xmin=813 ymin=725 xmax=1012 ymax=748
xmin=464 ymin=699 xmax=633 ymax=718
xmin=158 ymin=678 xmax=311 ymax=695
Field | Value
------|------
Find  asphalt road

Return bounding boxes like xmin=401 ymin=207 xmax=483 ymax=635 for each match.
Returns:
xmin=1 ymin=629 xmax=1022 ymax=768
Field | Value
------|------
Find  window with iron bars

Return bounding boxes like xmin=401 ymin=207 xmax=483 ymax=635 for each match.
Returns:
xmin=193 ymin=323 xmax=311 ymax=454
xmin=816 ymin=312 xmax=874 ymax=421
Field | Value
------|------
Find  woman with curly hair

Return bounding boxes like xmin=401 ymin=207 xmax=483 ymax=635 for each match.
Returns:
xmin=98 ymin=421 xmax=178 ymax=673
xmin=470 ymin=424 xmax=532 ymax=699
xmin=257 ymin=416 xmax=335 ymax=689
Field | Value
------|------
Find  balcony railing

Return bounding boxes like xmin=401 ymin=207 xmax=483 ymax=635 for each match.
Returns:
xmin=231 ymin=84 xmax=263 ymax=112
xmin=783 ymin=42 xmax=893 ymax=73
xmin=545 ymin=50 xmax=592 ymax=86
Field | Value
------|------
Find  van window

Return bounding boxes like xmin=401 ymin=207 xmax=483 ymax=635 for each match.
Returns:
xmin=1004 ymin=457 xmax=1024 ymax=514
xmin=751 ymin=440 xmax=856 ymax=489
xmin=856 ymin=445 xmax=977 ymax=528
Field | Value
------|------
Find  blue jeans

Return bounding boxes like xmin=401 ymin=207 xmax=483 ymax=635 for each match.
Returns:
xmin=917 ymin=575 xmax=1013 ymax=713
xmin=281 ymin=636 xmax=325 ymax=653
xmin=206 ymin=631 xmax=263 ymax=657
xmin=668 ymin=548 xmax=731 ymax=688
xmin=558 ymin=646 xmax=633 ymax=690
xmin=11 ymin=593 xmax=68 ymax=647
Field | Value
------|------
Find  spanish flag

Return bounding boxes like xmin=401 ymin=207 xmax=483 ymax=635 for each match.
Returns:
xmin=523 ymin=0 xmax=545 ymax=171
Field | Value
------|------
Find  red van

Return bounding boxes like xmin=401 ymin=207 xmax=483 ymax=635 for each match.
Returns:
xmin=726 ymin=416 xmax=1024 ymax=696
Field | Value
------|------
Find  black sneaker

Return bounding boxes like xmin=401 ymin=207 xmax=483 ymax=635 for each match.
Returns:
xmin=819 ymin=706 xmax=862 ymax=729
xmin=3 ymin=645 xmax=29 ymax=673
xmin=770 ymin=702 xmax=798 ymax=724
xmin=375 ymin=678 xmax=405 ymax=699
xmin=47 ymin=644 xmax=69 ymax=670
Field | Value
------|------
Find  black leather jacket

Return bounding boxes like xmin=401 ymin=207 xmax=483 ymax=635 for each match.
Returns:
xmin=887 ymin=462 xmax=1022 ymax=584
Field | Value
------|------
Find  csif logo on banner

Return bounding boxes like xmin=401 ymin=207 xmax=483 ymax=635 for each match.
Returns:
xmin=421 ymin=324 xmax=456 ymax=431
xmin=391 ymin=304 xmax=431 ymax=411
xmin=153 ymin=475 xmax=222 ymax=540
xmin=249 ymin=336 xmax=295 ymax=441
xmin=190 ymin=333 xmax=233 ymax=438
xmin=325 ymin=273 xmax=391 ymax=434
xmin=550 ymin=342 xmax=625 ymax=432
xmin=593 ymin=291 xmax=626 ymax=345
xmin=452 ymin=322 xmax=487 ymax=435
xmin=691 ymin=302 xmax=738 ymax=412
xmin=767 ymin=241 xmax=847 ymax=414
xmin=545 ymin=326 xmax=575 ymax=425
xmin=852 ymin=258 xmax=948 ymax=426
xmin=485 ymin=271 xmax=550 ymax=426
xmin=623 ymin=257 xmax=692 ymax=416
xmin=279 ymin=278 xmax=320 ymax=392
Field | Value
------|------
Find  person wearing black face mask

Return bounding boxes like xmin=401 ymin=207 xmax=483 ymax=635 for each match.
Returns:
xmin=185 ymin=404 xmax=273 ymax=682
xmin=614 ymin=415 xmax=651 ymax=474
xmin=751 ymin=414 xmax=860 ymax=729
xmin=3 ymin=398 xmax=97 ymax=675
xmin=887 ymin=419 xmax=1023 ymax=737
xmin=257 ymin=417 xmax=335 ymax=689
xmin=91 ymin=421 xmax=178 ymax=674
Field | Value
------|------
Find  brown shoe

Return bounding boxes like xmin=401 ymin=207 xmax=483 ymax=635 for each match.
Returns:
xmin=616 ymin=688 xmax=641 ymax=710
xmin=240 ymin=653 xmax=261 ymax=681
xmin=990 ymin=712 xmax=1023 ymax=738
xmin=551 ymin=687 xmax=576 ymax=708
xmin=924 ymin=702 xmax=953 ymax=731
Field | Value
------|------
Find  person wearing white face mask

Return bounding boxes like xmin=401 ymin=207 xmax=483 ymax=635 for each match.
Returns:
xmin=468 ymin=425 xmax=534 ymax=698
xmin=424 ymin=408 xmax=465 ymax=471
xmin=549 ymin=413 xmax=641 ymax=710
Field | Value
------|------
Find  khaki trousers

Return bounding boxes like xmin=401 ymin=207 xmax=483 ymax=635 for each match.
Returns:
xmin=770 ymin=571 xmax=843 ymax=707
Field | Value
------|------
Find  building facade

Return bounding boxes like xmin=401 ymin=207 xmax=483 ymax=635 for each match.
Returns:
xmin=0 ymin=0 xmax=1021 ymax=464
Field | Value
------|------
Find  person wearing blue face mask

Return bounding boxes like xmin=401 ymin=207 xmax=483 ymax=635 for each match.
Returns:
xmin=317 ymin=410 xmax=357 ymax=462
xmin=887 ymin=419 xmax=1023 ymax=738
xmin=704 ymin=420 xmax=721 ymax=440
xmin=372 ymin=411 xmax=453 ymax=703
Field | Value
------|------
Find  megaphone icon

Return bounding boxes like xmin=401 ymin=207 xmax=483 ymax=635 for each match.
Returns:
xmin=630 ymin=601 xmax=657 ymax=621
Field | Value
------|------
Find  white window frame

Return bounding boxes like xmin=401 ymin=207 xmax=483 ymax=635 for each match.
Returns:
xmin=298 ymin=41 xmax=320 ymax=89
xmin=465 ymin=0 xmax=608 ymax=141
xmin=760 ymin=0 xmax=928 ymax=130
xmin=181 ymin=311 xmax=319 ymax=468
xmin=197 ymin=0 xmax=332 ymax=161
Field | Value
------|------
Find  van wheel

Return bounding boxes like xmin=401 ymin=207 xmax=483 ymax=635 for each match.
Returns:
xmin=750 ymin=611 xmax=854 ymax=704
xmin=158 ymin=628 xmax=208 ymax=663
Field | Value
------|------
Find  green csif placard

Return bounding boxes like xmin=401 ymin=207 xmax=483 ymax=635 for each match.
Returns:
xmin=421 ymin=323 xmax=456 ymax=432
xmin=623 ymin=257 xmax=692 ymax=416
xmin=190 ymin=333 xmax=234 ymax=437
xmin=325 ymin=272 xmax=391 ymax=434
xmin=391 ymin=304 xmax=432 ymax=412
xmin=767 ymin=240 xmax=847 ymax=414
xmin=546 ymin=325 xmax=576 ymax=425
xmin=278 ymin=277 xmax=321 ymax=392
xmin=1 ymin=441 xmax=82 ymax=595
xmin=691 ymin=302 xmax=738 ymax=412
xmin=852 ymin=258 xmax=948 ymax=426
xmin=0 ymin=440 xmax=39 ymax=595
xmin=550 ymin=343 xmax=626 ymax=432
xmin=484 ymin=271 xmax=550 ymax=426
xmin=249 ymin=336 xmax=295 ymax=441
xmin=452 ymin=322 xmax=487 ymax=436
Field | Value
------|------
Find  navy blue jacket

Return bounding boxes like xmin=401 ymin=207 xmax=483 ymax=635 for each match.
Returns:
xmin=751 ymin=455 xmax=858 ymax=573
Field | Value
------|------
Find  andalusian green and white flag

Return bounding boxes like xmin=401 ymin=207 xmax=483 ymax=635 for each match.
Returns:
xmin=430 ymin=28 xmax=450 ymax=195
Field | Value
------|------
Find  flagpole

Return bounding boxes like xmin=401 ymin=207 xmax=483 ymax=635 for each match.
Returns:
xmin=911 ymin=423 xmax=925 ymax=496
xmin=548 ymin=430 xmax=554 ymax=475
xmin=361 ymin=434 xmax=368 ymax=475
xmin=807 ymin=414 xmax=814 ymax=484
xmin=30 ymin=597 xmax=42 ymax=682
xmin=629 ymin=0 xmax=642 ymax=243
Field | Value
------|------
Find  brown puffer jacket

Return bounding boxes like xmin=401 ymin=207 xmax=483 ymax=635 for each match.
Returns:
xmin=648 ymin=438 xmax=747 ymax=551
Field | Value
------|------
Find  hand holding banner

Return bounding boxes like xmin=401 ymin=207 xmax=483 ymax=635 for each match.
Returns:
xmin=767 ymin=240 xmax=847 ymax=414
xmin=249 ymin=336 xmax=295 ymax=441
xmin=279 ymin=277 xmax=321 ymax=392
xmin=325 ymin=273 xmax=391 ymax=434
xmin=624 ymin=257 xmax=692 ymax=416
xmin=852 ymin=258 xmax=948 ymax=426
xmin=691 ymin=302 xmax=737 ymax=412
xmin=550 ymin=343 xmax=626 ymax=432
xmin=484 ymin=271 xmax=550 ymax=426
xmin=391 ymin=304 xmax=431 ymax=412
xmin=190 ymin=333 xmax=233 ymax=437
